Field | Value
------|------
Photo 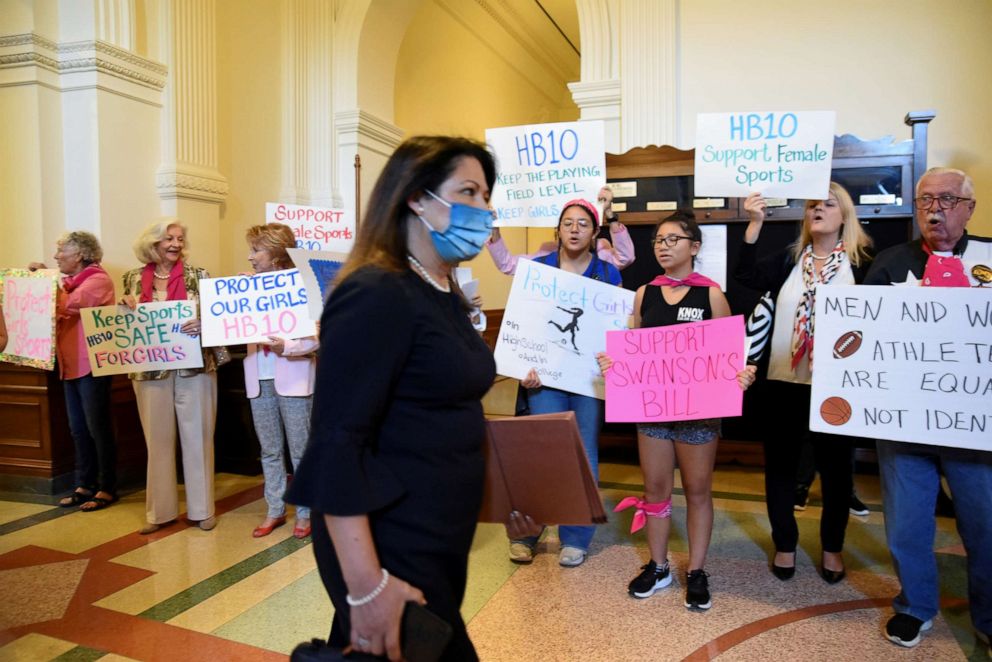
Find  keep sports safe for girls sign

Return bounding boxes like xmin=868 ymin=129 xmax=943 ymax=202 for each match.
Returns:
xmin=487 ymin=120 xmax=606 ymax=228
xmin=694 ymin=111 xmax=835 ymax=199
xmin=81 ymin=301 xmax=204 ymax=376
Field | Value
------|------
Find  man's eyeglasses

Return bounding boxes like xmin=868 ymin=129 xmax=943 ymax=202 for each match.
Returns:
xmin=914 ymin=194 xmax=973 ymax=211
xmin=653 ymin=235 xmax=694 ymax=247
xmin=560 ymin=219 xmax=592 ymax=230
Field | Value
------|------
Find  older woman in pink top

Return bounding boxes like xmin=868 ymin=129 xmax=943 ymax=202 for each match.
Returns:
xmin=486 ymin=186 xmax=635 ymax=274
xmin=29 ymin=231 xmax=118 ymax=511
xmin=243 ymin=224 xmax=319 ymax=539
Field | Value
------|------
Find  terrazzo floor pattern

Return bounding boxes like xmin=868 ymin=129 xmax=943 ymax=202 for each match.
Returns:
xmin=0 ymin=467 xmax=984 ymax=661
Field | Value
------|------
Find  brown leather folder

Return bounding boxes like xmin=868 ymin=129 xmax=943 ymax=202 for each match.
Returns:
xmin=479 ymin=412 xmax=607 ymax=525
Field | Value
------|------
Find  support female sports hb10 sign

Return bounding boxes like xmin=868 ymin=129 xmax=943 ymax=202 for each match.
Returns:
xmin=199 ymin=269 xmax=317 ymax=347
xmin=694 ymin=111 xmax=835 ymax=199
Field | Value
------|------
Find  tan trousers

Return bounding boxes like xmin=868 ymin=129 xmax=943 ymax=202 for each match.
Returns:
xmin=133 ymin=371 xmax=217 ymax=524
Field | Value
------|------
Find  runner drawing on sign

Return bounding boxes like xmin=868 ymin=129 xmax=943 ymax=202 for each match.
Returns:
xmin=548 ymin=305 xmax=584 ymax=351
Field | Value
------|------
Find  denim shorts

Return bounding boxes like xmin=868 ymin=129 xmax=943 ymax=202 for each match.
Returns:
xmin=637 ymin=419 xmax=720 ymax=445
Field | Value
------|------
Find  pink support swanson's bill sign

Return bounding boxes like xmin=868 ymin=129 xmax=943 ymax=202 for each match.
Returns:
xmin=604 ymin=315 xmax=746 ymax=423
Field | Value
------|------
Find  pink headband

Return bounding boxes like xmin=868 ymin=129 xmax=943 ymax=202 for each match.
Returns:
xmin=559 ymin=199 xmax=600 ymax=228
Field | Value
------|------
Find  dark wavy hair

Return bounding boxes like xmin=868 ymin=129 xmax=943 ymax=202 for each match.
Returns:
xmin=335 ymin=136 xmax=497 ymax=285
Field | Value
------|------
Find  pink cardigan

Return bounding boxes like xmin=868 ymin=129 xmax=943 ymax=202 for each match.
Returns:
xmin=485 ymin=223 xmax=635 ymax=275
xmin=243 ymin=336 xmax=319 ymax=398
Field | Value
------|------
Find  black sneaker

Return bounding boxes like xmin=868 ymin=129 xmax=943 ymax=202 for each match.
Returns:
xmin=794 ymin=485 xmax=809 ymax=511
xmin=628 ymin=560 xmax=671 ymax=598
xmin=849 ymin=493 xmax=870 ymax=516
xmin=684 ymin=569 xmax=712 ymax=610
xmin=885 ymin=613 xmax=933 ymax=647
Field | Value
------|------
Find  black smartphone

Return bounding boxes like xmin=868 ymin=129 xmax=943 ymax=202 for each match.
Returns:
xmin=402 ymin=602 xmax=453 ymax=662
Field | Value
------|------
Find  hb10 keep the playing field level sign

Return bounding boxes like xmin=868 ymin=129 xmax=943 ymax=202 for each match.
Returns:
xmin=694 ymin=111 xmax=835 ymax=199
xmin=487 ymin=120 xmax=606 ymax=228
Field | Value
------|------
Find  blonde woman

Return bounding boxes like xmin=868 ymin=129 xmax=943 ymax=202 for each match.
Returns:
xmin=735 ymin=183 xmax=873 ymax=583
xmin=121 ymin=219 xmax=222 ymax=534
xmin=243 ymin=223 xmax=318 ymax=539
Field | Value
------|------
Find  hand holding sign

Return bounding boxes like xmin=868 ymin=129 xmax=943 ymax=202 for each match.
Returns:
xmin=200 ymin=268 xmax=316 ymax=347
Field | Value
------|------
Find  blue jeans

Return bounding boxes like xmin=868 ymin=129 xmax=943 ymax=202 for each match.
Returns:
xmin=63 ymin=373 xmax=117 ymax=493
xmin=518 ymin=386 xmax=601 ymax=552
xmin=877 ymin=440 xmax=992 ymax=635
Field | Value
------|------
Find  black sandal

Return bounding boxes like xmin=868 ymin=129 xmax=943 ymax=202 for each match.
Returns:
xmin=80 ymin=493 xmax=118 ymax=512
xmin=59 ymin=489 xmax=93 ymax=508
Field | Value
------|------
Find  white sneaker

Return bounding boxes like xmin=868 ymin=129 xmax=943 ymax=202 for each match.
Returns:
xmin=509 ymin=542 xmax=534 ymax=564
xmin=558 ymin=546 xmax=587 ymax=567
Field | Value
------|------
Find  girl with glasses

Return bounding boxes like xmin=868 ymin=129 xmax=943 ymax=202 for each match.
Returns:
xmin=509 ymin=198 xmax=623 ymax=568
xmin=597 ymin=211 xmax=755 ymax=610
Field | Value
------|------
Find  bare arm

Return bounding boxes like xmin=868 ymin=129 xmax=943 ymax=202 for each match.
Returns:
xmin=324 ymin=514 xmax=425 ymax=660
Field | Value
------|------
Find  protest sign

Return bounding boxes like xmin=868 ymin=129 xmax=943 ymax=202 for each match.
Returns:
xmin=200 ymin=268 xmax=316 ymax=347
xmin=0 ymin=269 xmax=57 ymax=370
xmin=694 ymin=111 xmax=835 ymax=199
xmin=266 ymin=202 xmax=355 ymax=253
xmin=287 ymin=248 xmax=348 ymax=322
xmin=810 ymin=284 xmax=992 ymax=451
xmin=494 ymin=259 xmax=634 ymax=399
xmin=81 ymin=301 xmax=204 ymax=376
xmin=604 ymin=316 xmax=746 ymax=422
xmin=697 ymin=225 xmax=728 ymax=291
xmin=487 ymin=120 xmax=606 ymax=227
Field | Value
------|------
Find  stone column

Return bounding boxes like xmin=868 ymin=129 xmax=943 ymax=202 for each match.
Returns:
xmin=156 ymin=0 xmax=227 ymax=274
xmin=280 ymin=0 xmax=335 ymax=206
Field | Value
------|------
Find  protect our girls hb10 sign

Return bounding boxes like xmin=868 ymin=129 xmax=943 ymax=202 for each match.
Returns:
xmin=694 ymin=111 xmax=835 ymax=199
xmin=80 ymin=301 xmax=204 ymax=376
xmin=810 ymin=285 xmax=992 ymax=451
xmin=266 ymin=202 xmax=355 ymax=253
xmin=604 ymin=316 xmax=746 ymax=423
xmin=199 ymin=268 xmax=317 ymax=347
xmin=486 ymin=120 xmax=606 ymax=228
xmin=494 ymin=259 xmax=634 ymax=399
xmin=0 ymin=269 xmax=57 ymax=370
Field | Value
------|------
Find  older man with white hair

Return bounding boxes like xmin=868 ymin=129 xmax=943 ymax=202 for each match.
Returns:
xmin=864 ymin=167 xmax=992 ymax=652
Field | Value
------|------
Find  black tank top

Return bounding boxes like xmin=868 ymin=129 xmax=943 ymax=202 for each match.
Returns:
xmin=639 ymin=285 xmax=712 ymax=328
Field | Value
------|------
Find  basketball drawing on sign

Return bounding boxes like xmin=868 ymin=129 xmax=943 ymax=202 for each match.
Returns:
xmin=547 ymin=306 xmax=584 ymax=353
xmin=820 ymin=396 xmax=852 ymax=426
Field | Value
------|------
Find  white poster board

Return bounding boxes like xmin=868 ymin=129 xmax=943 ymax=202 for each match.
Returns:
xmin=199 ymin=269 xmax=317 ymax=347
xmin=0 ymin=270 xmax=58 ymax=370
xmin=810 ymin=284 xmax=992 ymax=451
xmin=494 ymin=259 xmax=635 ymax=399
xmin=696 ymin=225 xmax=728 ymax=291
xmin=80 ymin=301 xmax=204 ymax=376
xmin=694 ymin=111 xmax=835 ymax=199
xmin=266 ymin=202 xmax=355 ymax=253
xmin=287 ymin=248 xmax=348 ymax=322
xmin=487 ymin=120 xmax=606 ymax=227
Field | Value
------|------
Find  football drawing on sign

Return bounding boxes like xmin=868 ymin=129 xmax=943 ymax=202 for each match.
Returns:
xmin=547 ymin=305 xmax=584 ymax=352
xmin=832 ymin=330 xmax=864 ymax=359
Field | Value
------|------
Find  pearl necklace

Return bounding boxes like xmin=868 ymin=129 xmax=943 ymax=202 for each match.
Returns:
xmin=153 ymin=269 xmax=171 ymax=280
xmin=407 ymin=255 xmax=450 ymax=292
xmin=811 ymin=253 xmax=830 ymax=260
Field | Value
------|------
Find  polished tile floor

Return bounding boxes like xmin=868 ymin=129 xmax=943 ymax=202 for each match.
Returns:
xmin=0 ymin=463 xmax=985 ymax=661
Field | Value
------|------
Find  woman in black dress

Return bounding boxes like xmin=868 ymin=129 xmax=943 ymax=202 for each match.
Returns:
xmin=287 ymin=136 xmax=498 ymax=661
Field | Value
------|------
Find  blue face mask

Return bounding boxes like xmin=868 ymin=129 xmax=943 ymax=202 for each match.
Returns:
xmin=418 ymin=190 xmax=493 ymax=263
